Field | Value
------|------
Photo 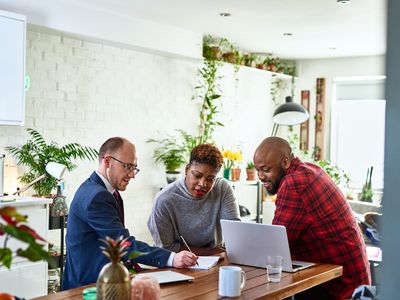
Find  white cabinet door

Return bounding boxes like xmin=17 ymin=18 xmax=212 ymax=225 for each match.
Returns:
xmin=0 ymin=200 xmax=49 ymax=298
xmin=0 ymin=261 xmax=48 ymax=298
xmin=0 ymin=10 xmax=26 ymax=125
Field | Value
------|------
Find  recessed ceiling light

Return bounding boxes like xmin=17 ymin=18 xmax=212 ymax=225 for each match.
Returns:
xmin=283 ymin=33 xmax=293 ymax=36
xmin=337 ymin=0 xmax=350 ymax=4
xmin=219 ymin=12 xmax=231 ymax=17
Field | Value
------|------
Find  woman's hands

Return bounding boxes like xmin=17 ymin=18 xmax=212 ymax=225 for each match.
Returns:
xmin=173 ymin=250 xmax=198 ymax=268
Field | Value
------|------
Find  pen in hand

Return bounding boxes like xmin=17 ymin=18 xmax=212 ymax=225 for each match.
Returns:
xmin=180 ymin=235 xmax=199 ymax=266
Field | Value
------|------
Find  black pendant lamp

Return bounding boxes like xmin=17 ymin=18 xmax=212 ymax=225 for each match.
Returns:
xmin=271 ymin=96 xmax=309 ymax=136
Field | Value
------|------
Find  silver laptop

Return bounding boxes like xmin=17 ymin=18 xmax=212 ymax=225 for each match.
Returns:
xmin=221 ymin=220 xmax=315 ymax=272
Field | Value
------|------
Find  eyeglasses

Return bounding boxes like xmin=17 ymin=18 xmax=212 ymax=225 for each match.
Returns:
xmin=105 ymin=156 xmax=140 ymax=175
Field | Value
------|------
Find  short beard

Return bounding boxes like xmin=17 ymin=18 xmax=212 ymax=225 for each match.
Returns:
xmin=266 ymin=184 xmax=278 ymax=196
xmin=266 ymin=168 xmax=285 ymax=196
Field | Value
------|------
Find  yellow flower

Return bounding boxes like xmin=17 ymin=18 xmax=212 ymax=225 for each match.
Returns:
xmin=222 ymin=149 xmax=242 ymax=169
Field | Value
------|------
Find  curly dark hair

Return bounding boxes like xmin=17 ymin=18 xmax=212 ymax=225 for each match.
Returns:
xmin=189 ymin=144 xmax=223 ymax=170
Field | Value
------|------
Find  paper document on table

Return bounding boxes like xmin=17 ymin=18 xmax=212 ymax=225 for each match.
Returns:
xmin=188 ymin=256 xmax=221 ymax=270
xmin=135 ymin=270 xmax=194 ymax=284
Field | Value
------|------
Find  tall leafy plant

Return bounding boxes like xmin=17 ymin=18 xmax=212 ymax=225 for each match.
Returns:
xmin=6 ymin=128 xmax=98 ymax=196
xmin=194 ymin=57 xmax=224 ymax=144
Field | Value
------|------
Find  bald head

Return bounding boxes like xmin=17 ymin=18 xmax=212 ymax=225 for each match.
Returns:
xmin=254 ymin=137 xmax=292 ymax=161
xmin=98 ymin=137 xmax=135 ymax=162
xmin=253 ymin=137 xmax=293 ymax=195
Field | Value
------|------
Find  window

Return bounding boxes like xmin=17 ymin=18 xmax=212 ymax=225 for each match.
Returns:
xmin=331 ymin=77 xmax=385 ymax=190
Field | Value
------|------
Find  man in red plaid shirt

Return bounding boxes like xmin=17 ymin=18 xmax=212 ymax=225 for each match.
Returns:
xmin=254 ymin=137 xmax=371 ymax=299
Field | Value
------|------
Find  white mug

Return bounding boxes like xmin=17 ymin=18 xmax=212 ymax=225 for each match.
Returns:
xmin=218 ymin=266 xmax=247 ymax=297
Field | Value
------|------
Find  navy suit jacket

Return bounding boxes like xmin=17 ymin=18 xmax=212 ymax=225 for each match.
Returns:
xmin=62 ymin=172 xmax=171 ymax=290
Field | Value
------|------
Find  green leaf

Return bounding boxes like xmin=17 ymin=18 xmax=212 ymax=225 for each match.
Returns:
xmin=6 ymin=128 xmax=98 ymax=196
xmin=3 ymin=225 xmax=37 ymax=244
xmin=0 ymin=248 xmax=12 ymax=269
xmin=17 ymin=243 xmax=49 ymax=262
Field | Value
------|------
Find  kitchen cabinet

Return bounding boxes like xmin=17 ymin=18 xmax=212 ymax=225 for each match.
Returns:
xmin=0 ymin=9 xmax=26 ymax=125
xmin=0 ymin=197 xmax=51 ymax=298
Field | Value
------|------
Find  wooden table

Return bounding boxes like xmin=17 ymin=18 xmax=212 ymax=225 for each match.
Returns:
xmin=34 ymin=256 xmax=342 ymax=300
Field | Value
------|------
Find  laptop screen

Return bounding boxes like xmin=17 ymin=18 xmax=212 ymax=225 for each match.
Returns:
xmin=220 ymin=220 xmax=314 ymax=272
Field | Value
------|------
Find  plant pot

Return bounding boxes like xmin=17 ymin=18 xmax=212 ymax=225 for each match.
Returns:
xmin=256 ymin=64 xmax=267 ymax=70
xmin=222 ymin=52 xmax=238 ymax=64
xmin=203 ymin=46 xmax=223 ymax=60
xmin=267 ymin=64 xmax=276 ymax=72
xmin=246 ymin=169 xmax=257 ymax=181
xmin=166 ymin=171 xmax=181 ymax=184
xmin=223 ymin=169 xmax=231 ymax=180
xmin=231 ymin=168 xmax=241 ymax=182
xmin=210 ymin=47 xmax=223 ymax=60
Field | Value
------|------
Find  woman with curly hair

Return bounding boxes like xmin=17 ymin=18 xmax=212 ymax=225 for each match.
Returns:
xmin=147 ymin=144 xmax=240 ymax=255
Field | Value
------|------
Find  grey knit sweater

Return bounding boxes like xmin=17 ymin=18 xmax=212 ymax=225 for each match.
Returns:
xmin=147 ymin=177 xmax=240 ymax=252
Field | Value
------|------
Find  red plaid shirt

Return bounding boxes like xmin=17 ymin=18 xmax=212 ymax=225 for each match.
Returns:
xmin=273 ymin=158 xmax=371 ymax=299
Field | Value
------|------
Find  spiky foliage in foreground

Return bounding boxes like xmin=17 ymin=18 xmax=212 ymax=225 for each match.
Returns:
xmin=0 ymin=206 xmax=49 ymax=269
xmin=99 ymin=236 xmax=130 ymax=264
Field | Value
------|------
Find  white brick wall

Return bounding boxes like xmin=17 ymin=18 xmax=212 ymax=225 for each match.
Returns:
xmin=0 ymin=29 xmax=199 ymax=244
xmin=0 ymin=28 xmax=282 ymax=246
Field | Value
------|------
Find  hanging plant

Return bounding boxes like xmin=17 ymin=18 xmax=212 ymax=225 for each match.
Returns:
xmin=148 ymin=54 xmax=225 ymax=166
xmin=270 ymin=78 xmax=287 ymax=106
xmin=193 ymin=56 xmax=224 ymax=145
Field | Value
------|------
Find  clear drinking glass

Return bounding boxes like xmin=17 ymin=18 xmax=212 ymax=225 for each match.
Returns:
xmin=266 ymin=255 xmax=283 ymax=282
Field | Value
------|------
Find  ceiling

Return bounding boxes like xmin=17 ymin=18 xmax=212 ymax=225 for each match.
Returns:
xmin=76 ymin=0 xmax=386 ymax=59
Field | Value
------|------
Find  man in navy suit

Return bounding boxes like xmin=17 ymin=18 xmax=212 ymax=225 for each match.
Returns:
xmin=62 ymin=137 xmax=197 ymax=290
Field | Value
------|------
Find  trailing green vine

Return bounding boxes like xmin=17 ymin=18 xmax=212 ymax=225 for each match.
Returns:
xmin=270 ymin=78 xmax=286 ymax=106
xmin=147 ymin=56 xmax=224 ymax=169
xmin=195 ymin=58 xmax=224 ymax=143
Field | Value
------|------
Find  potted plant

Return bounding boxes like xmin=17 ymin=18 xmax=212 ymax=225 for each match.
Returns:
xmin=203 ymin=35 xmax=228 ymax=61
xmin=265 ymin=56 xmax=282 ymax=72
xmin=245 ymin=161 xmax=257 ymax=181
xmin=222 ymin=149 xmax=243 ymax=181
xmin=256 ymin=54 xmax=268 ymax=70
xmin=315 ymin=159 xmax=350 ymax=188
xmin=360 ymin=166 xmax=373 ymax=202
xmin=222 ymin=43 xmax=241 ymax=65
xmin=243 ymin=53 xmax=257 ymax=68
xmin=6 ymin=128 xmax=98 ymax=196
xmin=147 ymin=135 xmax=187 ymax=183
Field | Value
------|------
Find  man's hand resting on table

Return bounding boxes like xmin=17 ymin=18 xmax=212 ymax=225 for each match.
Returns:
xmin=173 ymin=250 xmax=198 ymax=268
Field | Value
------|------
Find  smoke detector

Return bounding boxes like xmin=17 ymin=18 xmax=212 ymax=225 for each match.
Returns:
xmin=337 ymin=0 xmax=350 ymax=4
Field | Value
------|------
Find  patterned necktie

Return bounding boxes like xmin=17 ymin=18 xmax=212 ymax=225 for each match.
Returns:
xmin=113 ymin=191 xmax=143 ymax=272
xmin=113 ymin=190 xmax=125 ymax=226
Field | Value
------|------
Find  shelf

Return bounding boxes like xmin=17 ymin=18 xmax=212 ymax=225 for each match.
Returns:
xmin=48 ymin=215 xmax=67 ymax=288
xmin=49 ymin=215 xmax=67 ymax=230
xmin=221 ymin=62 xmax=296 ymax=80
xmin=48 ymin=255 xmax=65 ymax=269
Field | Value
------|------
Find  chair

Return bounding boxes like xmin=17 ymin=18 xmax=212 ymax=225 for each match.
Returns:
xmin=366 ymin=246 xmax=382 ymax=286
